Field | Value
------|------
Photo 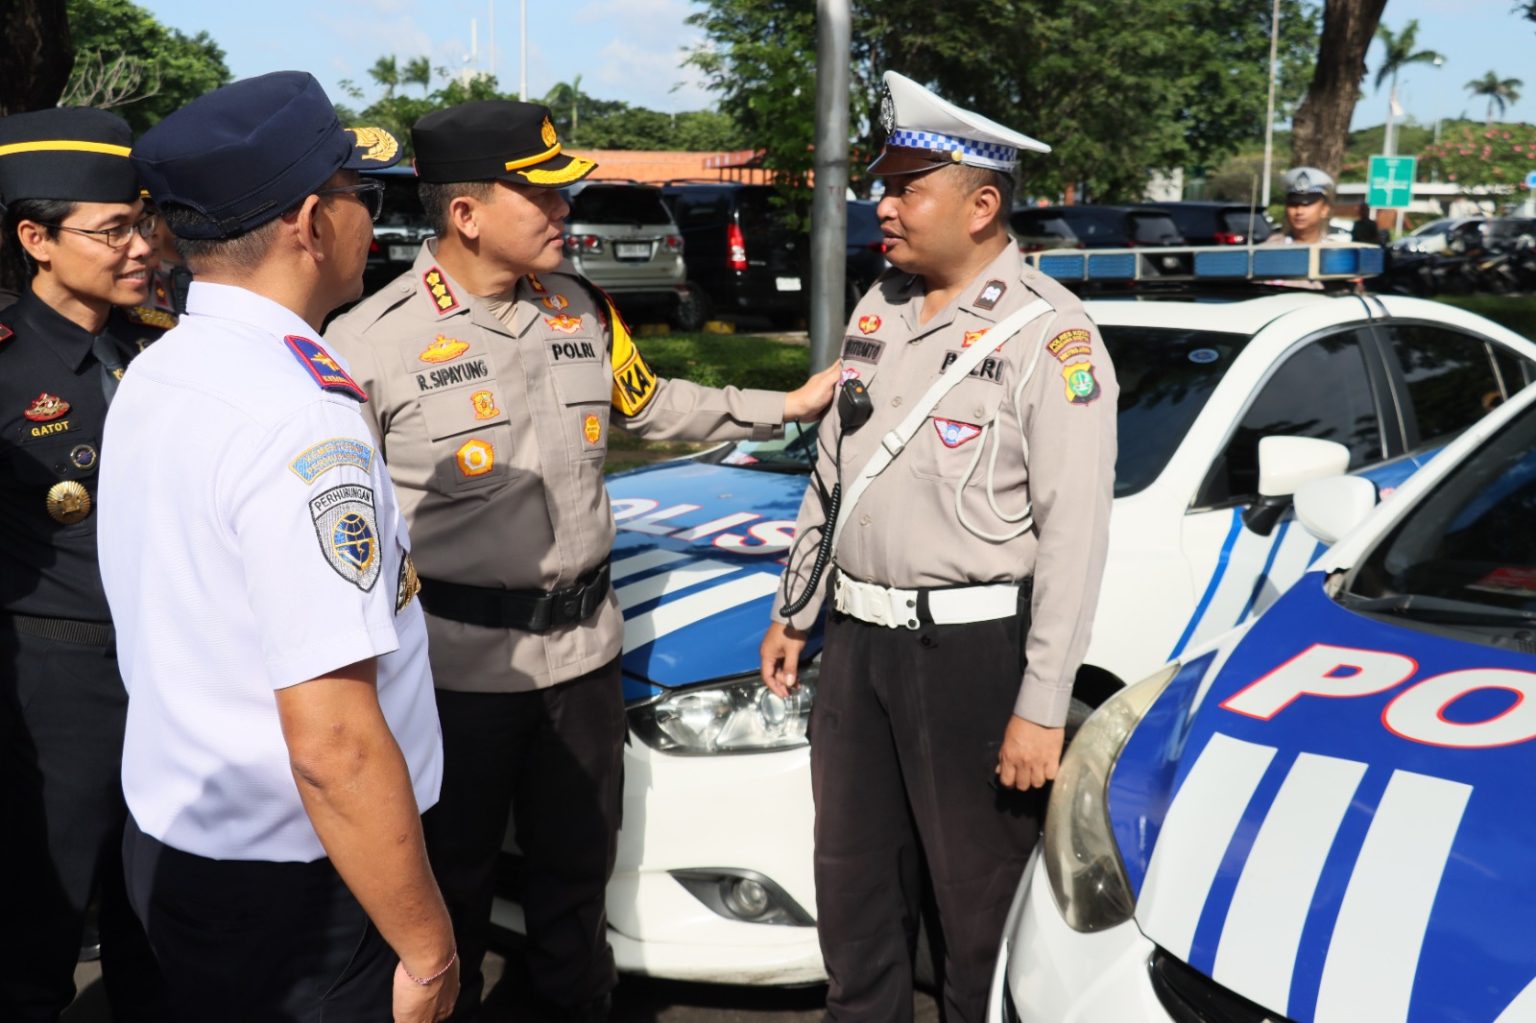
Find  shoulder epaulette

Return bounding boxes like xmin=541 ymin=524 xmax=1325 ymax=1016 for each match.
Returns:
xmin=283 ymin=335 xmax=367 ymax=402
xmin=0 ymin=322 xmax=12 ymax=345
xmin=122 ymin=305 xmax=177 ymax=331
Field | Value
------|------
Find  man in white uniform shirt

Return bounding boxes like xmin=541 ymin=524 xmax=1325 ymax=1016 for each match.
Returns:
xmin=98 ymin=72 xmax=457 ymax=1023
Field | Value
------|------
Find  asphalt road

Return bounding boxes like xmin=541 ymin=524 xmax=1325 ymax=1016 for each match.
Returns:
xmin=65 ymin=953 xmax=942 ymax=1022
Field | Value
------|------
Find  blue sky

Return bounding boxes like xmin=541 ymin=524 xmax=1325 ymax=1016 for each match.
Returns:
xmin=139 ymin=0 xmax=1532 ymax=129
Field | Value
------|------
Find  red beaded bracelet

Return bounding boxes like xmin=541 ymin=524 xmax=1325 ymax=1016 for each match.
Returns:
xmin=403 ymin=949 xmax=458 ymax=987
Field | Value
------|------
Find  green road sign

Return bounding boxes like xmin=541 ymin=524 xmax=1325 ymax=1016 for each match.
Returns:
xmin=1367 ymin=155 xmax=1418 ymax=209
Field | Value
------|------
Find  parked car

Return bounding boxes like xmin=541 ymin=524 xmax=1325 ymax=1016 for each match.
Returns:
xmin=362 ymin=165 xmax=435 ymax=294
xmin=559 ymin=180 xmax=697 ymax=329
xmin=488 ymin=244 xmax=1536 ymax=986
xmin=1390 ymin=216 xmax=1487 ymax=256
xmin=989 ymin=368 xmax=1536 ymax=1023
xmin=1009 ymin=205 xmax=1184 ymax=252
xmin=1487 ymin=216 xmax=1536 ymax=249
xmin=845 ymin=198 xmax=889 ymax=302
xmin=1141 ymin=200 xmax=1274 ymax=245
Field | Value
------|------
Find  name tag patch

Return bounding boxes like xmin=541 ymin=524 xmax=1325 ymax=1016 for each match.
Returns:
xmin=310 ymin=484 xmax=380 ymax=591
xmin=290 ymin=437 xmax=374 ymax=483
xmin=842 ymin=338 xmax=885 ymax=364
xmin=940 ymin=350 xmax=1004 ymax=384
xmin=416 ymin=357 xmax=492 ymax=393
xmin=550 ymin=340 xmax=598 ymax=362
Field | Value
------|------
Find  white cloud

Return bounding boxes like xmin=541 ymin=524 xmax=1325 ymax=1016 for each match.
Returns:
xmin=587 ymin=37 xmax=713 ymax=111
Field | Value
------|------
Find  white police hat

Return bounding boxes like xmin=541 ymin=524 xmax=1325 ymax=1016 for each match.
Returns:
xmin=869 ymin=71 xmax=1050 ymax=177
xmin=1284 ymin=166 xmax=1334 ymax=200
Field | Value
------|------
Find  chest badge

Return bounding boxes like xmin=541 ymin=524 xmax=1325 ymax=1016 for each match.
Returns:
xmin=933 ymin=418 xmax=982 ymax=448
xmin=841 ymin=366 xmax=861 ymax=383
xmin=542 ymin=293 xmax=570 ymax=312
xmin=470 ymin=390 xmax=502 ymax=420
xmin=69 ymin=444 xmax=98 ymax=470
xmin=858 ymin=314 xmax=882 ymax=335
xmin=24 ymin=393 xmax=70 ymax=422
xmin=962 ymin=329 xmax=989 ymax=348
xmin=419 ymin=335 xmax=471 ymax=364
xmin=455 ymin=439 xmax=495 ymax=477
xmin=1062 ymin=361 xmax=1102 ymax=405
xmin=546 ymin=314 xmax=583 ymax=335
xmin=583 ymin=413 xmax=602 ymax=445
xmin=46 ymin=481 xmax=91 ymax=524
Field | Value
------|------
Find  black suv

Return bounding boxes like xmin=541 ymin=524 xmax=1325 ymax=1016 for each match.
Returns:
xmin=362 ymin=166 xmax=436 ymax=294
xmin=1009 ymin=204 xmax=1184 ymax=251
xmin=1140 ymin=201 xmax=1273 ymax=245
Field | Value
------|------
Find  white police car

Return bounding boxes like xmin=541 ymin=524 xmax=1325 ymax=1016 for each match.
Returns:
xmin=494 ymin=245 xmax=1536 ymax=985
xmin=989 ymin=355 xmax=1536 ymax=1023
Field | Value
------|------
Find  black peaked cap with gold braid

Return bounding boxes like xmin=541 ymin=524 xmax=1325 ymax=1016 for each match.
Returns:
xmin=412 ymin=100 xmax=597 ymax=188
xmin=0 ymin=107 xmax=138 ymax=205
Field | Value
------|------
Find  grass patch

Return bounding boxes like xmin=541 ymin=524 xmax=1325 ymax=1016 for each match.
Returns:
xmin=1434 ymin=295 xmax=1536 ymax=341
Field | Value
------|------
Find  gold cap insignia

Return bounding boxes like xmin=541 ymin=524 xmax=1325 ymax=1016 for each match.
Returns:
xmin=541 ymin=116 xmax=558 ymax=147
xmin=348 ymin=126 xmax=400 ymax=164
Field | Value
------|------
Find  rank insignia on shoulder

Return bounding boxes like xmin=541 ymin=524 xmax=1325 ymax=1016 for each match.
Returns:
xmin=858 ymin=314 xmax=882 ymax=335
xmin=423 ymin=267 xmax=460 ymax=314
xmin=122 ymin=305 xmax=177 ymax=330
xmin=546 ymin=313 xmax=583 ymax=335
xmin=419 ymin=335 xmax=471 ymax=364
xmin=290 ymin=437 xmax=374 ymax=483
xmin=0 ymin=323 xmax=12 ymax=344
xmin=973 ymin=279 xmax=1007 ymax=310
xmin=526 ymin=273 xmax=547 ymax=294
xmin=396 ymin=551 xmax=420 ymax=612
xmin=310 ymin=484 xmax=380 ymax=591
xmin=284 ymin=336 xmax=368 ymax=402
xmin=24 ymin=392 xmax=70 ymax=422
xmin=1047 ymin=328 xmax=1093 ymax=362
xmin=1062 ymin=361 xmax=1101 ymax=406
xmin=934 ymin=418 xmax=982 ymax=448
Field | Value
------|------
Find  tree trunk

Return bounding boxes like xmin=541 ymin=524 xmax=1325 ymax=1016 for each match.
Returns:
xmin=1289 ymin=0 xmax=1388 ymax=178
xmin=0 ymin=0 xmax=74 ymax=117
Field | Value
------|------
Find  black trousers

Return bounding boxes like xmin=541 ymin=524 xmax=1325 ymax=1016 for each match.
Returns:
xmin=122 ymin=818 xmax=396 ymax=1022
xmin=0 ymin=622 xmax=162 ymax=1022
xmin=811 ymin=612 xmax=1044 ymax=1023
xmin=426 ymin=657 xmax=625 ymax=1021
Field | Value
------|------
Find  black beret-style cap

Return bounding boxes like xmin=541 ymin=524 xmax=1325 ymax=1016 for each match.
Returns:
xmin=0 ymin=107 xmax=138 ymax=206
xmin=132 ymin=71 xmax=403 ymax=240
xmin=412 ymin=100 xmax=597 ymax=187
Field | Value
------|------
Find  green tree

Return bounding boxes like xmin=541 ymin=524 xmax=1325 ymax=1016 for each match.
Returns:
xmin=1290 ymin=0 xmax=1388 ymax=178
xmin=1419 ymin=122 xmax=1536 ymax=186
xmin=1 ymin=0 xmax=73 ymax=116
xmin=63 ymin=0 xmax=230 ymax=133
xmin=369 ymin=55 xmax=399 ymax=99
xmin=544 ymin=75 xmax=585 ymax=142
xmin=1465 ymin=71 xmax=1523 ymax=127
xmin=402 ymin=56 xmax=432 ymax=96
xmin=1373 ymin=20 xmax=1443 ymax=94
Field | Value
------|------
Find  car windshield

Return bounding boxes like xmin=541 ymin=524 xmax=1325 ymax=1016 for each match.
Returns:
xmin=1344 ymin=399 xmax=1536 ymax=645
xmin=713 ymin=324 xmax=1249 ymax=498
xmin=567 ymin=186 xmax=673 ymax=226
xmin=1411 ymin=220 xmax=1453 ymax=238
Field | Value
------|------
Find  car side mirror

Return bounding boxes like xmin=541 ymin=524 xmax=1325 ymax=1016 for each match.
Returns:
xmin=1242 ymin=437 xmax=1351 ymax=537
xmin=1294 ymin=475 xmax=1379 ymax=545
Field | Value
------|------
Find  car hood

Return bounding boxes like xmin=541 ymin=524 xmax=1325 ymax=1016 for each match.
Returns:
xmin=607 ymin=459 xmax=817 ymax=699
xmin=1109 ymin=572 xmax=1536 ymax=1023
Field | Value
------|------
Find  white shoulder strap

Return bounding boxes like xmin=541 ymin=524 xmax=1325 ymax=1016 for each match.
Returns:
xmin=831 ymin=299 xmax=1053 ymax=550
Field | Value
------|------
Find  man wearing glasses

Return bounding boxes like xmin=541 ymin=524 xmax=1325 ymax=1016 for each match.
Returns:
xmin=98 ymin=72 xmax=456 ymax=1021
xmin=0 ymin=105 xmax=168 ymax=1023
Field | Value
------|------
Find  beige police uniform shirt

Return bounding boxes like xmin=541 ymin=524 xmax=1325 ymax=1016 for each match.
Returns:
xmin=325 ymin=243 xmax=785 ymax=692
xmin=773 ymin=241 xmax=1117 ymax=728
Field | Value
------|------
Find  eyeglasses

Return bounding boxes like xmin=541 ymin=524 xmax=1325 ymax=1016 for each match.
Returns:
xmin=38 ymin=215 xmax=158 ymax=249
xmin=315 ymin=181 xmax=386 ymax=223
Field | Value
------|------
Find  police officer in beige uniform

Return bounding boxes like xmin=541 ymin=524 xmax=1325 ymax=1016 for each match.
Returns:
xmin=760 ymin=73 xmax=1117 ymax=1023
xmin=325 ymin=101 xmax=838 ymax=1022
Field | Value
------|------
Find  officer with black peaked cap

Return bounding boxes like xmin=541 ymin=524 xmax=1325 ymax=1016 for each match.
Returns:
xmin=0 ymin=105 xmax=167 ymax=1023
xmin=99 ymin=71 xmax=456 ymax=1022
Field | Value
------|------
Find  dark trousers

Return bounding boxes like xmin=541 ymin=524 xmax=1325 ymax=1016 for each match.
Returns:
xmin=811 ymin=613 xmax=1044 ymax=1023
xmin=122 ymin=818 xmax=396 ymax=1022
xmin=426 ymin=657 xmax=625 ymax=1021
xmin=0 ymin=623 xmax=162 ymax=1022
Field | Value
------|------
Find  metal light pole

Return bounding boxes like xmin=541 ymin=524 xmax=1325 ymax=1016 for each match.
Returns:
xmin=1260 ymin=0 xmax=1281 ymax=209
xmin=809 ymin=0 xmax=850 ymax=371
xmin=519 ymin=0 xmax=528 ymax=101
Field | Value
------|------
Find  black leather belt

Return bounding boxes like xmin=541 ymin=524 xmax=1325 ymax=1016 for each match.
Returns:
xmin=418 ymin=561 xmax=611 ymax=634
xmin=0 ymin=612 xmax=115 ymax=647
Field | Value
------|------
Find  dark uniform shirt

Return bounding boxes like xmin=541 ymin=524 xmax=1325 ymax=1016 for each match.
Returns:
xmin=0 ymin=291 xmax=165 ymax=621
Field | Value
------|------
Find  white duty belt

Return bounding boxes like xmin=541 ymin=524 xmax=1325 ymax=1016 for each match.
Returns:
xmin=833 ymin=573 xmax=1021 ymax=630
xmin=830 ymin=298 xmax=1054 ymax=553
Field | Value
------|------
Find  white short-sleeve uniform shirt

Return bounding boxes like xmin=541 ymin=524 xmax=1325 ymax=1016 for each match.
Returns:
xmin=99 ymin=282 xmax=442 ymax=863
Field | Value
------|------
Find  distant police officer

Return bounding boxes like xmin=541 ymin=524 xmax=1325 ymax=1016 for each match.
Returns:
xmin=99 ymin=72 xmax=457 ymax=1022
xmin=0 ymin=106 xmax=166 ymax=1023
xmin=1268 ymin=166 xmax=1336 ymax=245
xmin=324 ymin=101 xmax=838 ymax=1021
xmin=760 ymin=72 xmax=1118 ymax=1023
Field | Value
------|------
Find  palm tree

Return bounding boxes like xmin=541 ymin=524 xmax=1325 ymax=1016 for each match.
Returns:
xmin=543 ymin=75 xmax=583 ymax=142
xmin=1374 ymin=20 xmax=1445 ymax=154
xmin=1465 ymin=71 xmax=1523 ymax=127
xmin=368 ymin=55 xmax=399 ymax=99
xmin=403 ymin=56 xmax=432 ymax=96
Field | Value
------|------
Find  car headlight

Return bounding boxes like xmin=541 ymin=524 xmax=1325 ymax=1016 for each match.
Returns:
xmin=1043 ymin=662 xmax=1178 ymax=932
xmin=629 ymin=662 xmax=818 ymax=754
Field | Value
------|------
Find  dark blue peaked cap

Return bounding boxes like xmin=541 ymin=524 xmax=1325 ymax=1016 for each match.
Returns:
xmin=133 ymin=71 xmax=402 ymax=240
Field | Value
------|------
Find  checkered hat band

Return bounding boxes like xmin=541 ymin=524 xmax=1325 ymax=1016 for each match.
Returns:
xmin=888 ymin=129 xmax=1016 ymax=170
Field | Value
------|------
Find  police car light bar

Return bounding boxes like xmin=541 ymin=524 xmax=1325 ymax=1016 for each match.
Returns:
xmin=1024 ymin=242 xmax=1384 ymax=284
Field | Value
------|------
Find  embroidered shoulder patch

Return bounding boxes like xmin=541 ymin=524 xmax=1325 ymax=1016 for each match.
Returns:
xmin=290 ymin=437 xmax=374 ymax=483
xmin=1047 ymin=328 xmax=1093 ymax=363
xmin=934 ymin=418 xmax=982 ymax=447
xmin=284 ymin=336 xmax=368 ymax=402
xmin=610 ymin=307 xmax=657 ymax=417
xmin=1062 ymin=361 xmax=1101 ymax=406
xmin=310 ymin=484 xmax=380 ymax=591
xmin=423 ymin=267 xmax=460 ymax=313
